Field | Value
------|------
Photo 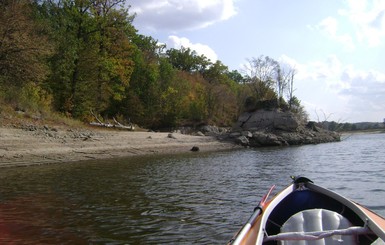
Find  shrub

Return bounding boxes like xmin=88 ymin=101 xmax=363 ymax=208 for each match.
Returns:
xmin=19 ymin=82 xmax=53 ymax=114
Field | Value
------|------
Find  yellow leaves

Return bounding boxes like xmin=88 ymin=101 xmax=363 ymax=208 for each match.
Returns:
xmin=160 ymin=86 xmax=178 ymax=111
xmin=161 ymin=86 xmax=178 ymax=99
xmin=19 ymin=82 xmax=53 ymax=113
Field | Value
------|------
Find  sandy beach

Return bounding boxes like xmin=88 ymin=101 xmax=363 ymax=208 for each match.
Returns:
xmin=0 ymin=124 xmax=240 ymax=168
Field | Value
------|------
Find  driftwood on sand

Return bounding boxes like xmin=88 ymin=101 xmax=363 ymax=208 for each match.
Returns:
xmin=90 ymin=110 xmax=135 ymax=130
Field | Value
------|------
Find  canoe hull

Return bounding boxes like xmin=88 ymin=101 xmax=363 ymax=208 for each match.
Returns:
xmin=230 ymin=178 xmax=385 ymax=245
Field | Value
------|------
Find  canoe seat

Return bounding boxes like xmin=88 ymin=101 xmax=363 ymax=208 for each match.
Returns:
xmin=279 ymin=208 xmax=357 ymax=245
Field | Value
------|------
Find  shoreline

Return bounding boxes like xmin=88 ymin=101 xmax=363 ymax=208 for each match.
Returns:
xmin=0 ymin=125 xmax=241 ymax=168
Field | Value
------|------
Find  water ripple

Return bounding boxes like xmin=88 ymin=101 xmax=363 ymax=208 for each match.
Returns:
xmin=0 ymin=133 xmax=384 ymax=244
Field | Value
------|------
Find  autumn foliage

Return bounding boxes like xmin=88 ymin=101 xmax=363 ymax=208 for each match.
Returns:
xmin=0 ymin=0 xmax=304 ymax=129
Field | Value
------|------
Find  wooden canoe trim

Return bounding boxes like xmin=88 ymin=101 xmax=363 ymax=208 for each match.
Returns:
xmin=357 ymin=204 xmax=385 ymax=232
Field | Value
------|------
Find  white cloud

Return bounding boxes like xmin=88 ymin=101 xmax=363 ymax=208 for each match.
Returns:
xmin=167 ymin=35 xmax=218 ymax=62
xmin=280 ymin=55 xmax=385 ymax=122
xmin=130 ymin=0 xmax=237 ymax=31
xmin=319 ymin=17 xmax=338 ymax=36
xmin=338 ymin=0 xmax=385 ymax=47
xmin=278 ymin=55 xmax=308 ymax=80
xmin=315 ymin=17 xmax=355 ymax=51
xmin=280 ymin=54 xmax=343 ymax=87
xmin=340 ymin=66 xmax=385 ymax=101
xmin=310 ymin=0 xmax=385 ymax=50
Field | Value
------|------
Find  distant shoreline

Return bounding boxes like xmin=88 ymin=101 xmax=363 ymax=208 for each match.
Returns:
xmin=340 ymin=129 xmax=385 ymax=135
xmin=0 ymin=125 xmax=241 ymax=168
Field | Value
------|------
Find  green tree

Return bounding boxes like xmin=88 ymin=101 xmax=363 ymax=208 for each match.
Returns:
xmin=227 ymin=70 xmax=246 ymax=84
xmin=202 ymin=61 xmax=238 ymax=123
xmin=0 ymin=0 xmax=52 ymax=108
xmin=166 ymin=47 xmax=210 ymax=73
xmin=90 ymin=0 xmax=136 ymax=115
xmin=157 ymin=58 xmax=184 ymax=127
xmin=177 ymin=72 xmax=208 ymax=125
xmin=43 ymin=0 xmax=96 ymax=116
xmin=288 ymin=96 xmax=308 ymax=123
xmin=120 ymin=35 xmax=162 ymax=127
xmin=42 ymin=0 xmax=135 ymax=119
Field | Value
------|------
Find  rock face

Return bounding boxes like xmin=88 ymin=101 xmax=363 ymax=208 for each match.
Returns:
xmin=230 ymin=109 xmax=340 ymax=147
xmin=235 ymin=110 xmax=299 ymax=131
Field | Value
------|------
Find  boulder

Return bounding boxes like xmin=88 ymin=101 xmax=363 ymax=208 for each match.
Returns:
xmin=167 ymin=133 xmax=177 ymax=139
xmin=235 ymin=136 xmax=249 ymax=146
xmin=273 ymin=113 xmax=299 ymax=131
xmin=229 ymin=132 xmax=241 ymax=138
xmin=234 ymin=110 xmax=299 ymax=132
xmin=250 ymin=131 xmax=283 ymax=146
xmin=190 ymin=146 xmax=200 ymax=152
xmin=195 ymin=131 xmax=205 ymax=136
xmin=197 ymin=125 xmax=230 ymax=136
xmin=241 ymin=131 xmax=253 ymax=138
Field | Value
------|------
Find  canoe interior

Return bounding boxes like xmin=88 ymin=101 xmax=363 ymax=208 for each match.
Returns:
xmin=263 ymin=189 xmax=378 ymax=244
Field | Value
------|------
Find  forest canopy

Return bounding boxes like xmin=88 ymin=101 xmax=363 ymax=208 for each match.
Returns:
xmin=0 ymin=0 xmax=307 ymax=129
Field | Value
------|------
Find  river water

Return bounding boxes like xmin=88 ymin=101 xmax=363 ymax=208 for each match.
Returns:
xmin=0 ymin=132 xmax=384 ymax=244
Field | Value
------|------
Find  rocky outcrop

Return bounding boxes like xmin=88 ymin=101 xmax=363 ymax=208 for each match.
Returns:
xmin=173 ymin=109 xmax=340 ymax=147
xmin=230 ymin=109 xmax=340 ymax=147
xmin=234 ymin=110 xmax=299 ymax=131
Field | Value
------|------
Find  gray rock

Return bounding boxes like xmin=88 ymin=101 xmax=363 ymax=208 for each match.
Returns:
xmin=235 ymin=136 xmax=249 ymax=146
xmin=230 ymin=109 xmax=340 ymax=147
xmin=190 ymin=146 xmax=200 ymax=152
xmin=250 ymin=132 xmax=282 ymax=146
xmin=242 ymin=131 xmax=253 ymax=138
xmin=234 ymin=110 xmax=299 ymax=132
xmin=273 ymin=113 xmax=299 ymax=131
xmin=196 ymin=131 xmax=205 ymax=136
xmin=229 ymin=132 xmax=241 ymax=138
xmin=167 ymin=133 xmax=177 ymax=139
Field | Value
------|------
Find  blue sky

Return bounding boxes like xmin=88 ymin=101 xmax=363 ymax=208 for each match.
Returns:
xmin=129 ymin=0 xmax=385 ymax=123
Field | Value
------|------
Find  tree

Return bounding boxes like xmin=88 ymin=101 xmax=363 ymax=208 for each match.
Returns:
xmin=0 ymin=0 xmax=52 ymax=106
xmin=275 ymin=66 xmax=285 ymax=105
xmin=227 ymin=70 xmax=246 ymax=84
xmin=166 ymin=47 xmax=210 ymax=73
xmin=242 ymin=56 xmax=303 ymax=114
xmin=288 ymin=96 xmax=308 ymax=123
xmin=243 ymin=55 xmax=279 ymax=100
xmin=90 ymin=0 xmax=136 ymax=115
xmin=120 ymin=34 xmax=162 ymax=127
xmin=42 ymin=0 xmax=136 ymax=119
xmin=43 ymin=0 xmax=96 ymax=116
xmin=202 ymin=61 xmax=237 ymax=122
xmin=284 ymin=67 xmax=297 ymax=109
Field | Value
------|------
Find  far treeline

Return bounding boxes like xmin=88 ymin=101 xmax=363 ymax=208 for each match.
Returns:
xmin=0 ymin=0 xmax=307 ymax=129
xmin=321 ymin=121 xmax=385 ymax=132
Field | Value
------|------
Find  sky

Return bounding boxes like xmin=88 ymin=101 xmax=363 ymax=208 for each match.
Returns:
xmin=128 ymin=0 xmax=385 ymax=123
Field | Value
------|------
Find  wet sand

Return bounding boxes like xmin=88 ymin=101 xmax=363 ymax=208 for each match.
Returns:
xmin=0 ymin=126 xmax=240 ymax=168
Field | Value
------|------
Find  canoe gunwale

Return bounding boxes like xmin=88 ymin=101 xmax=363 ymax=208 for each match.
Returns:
xmin=307 ymin=182 xmax=385 ymax=242
xmin=230 ymin=179 xmax=385 ymax=245
xmin=256 ymin=184 xmax=296 ymax=244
